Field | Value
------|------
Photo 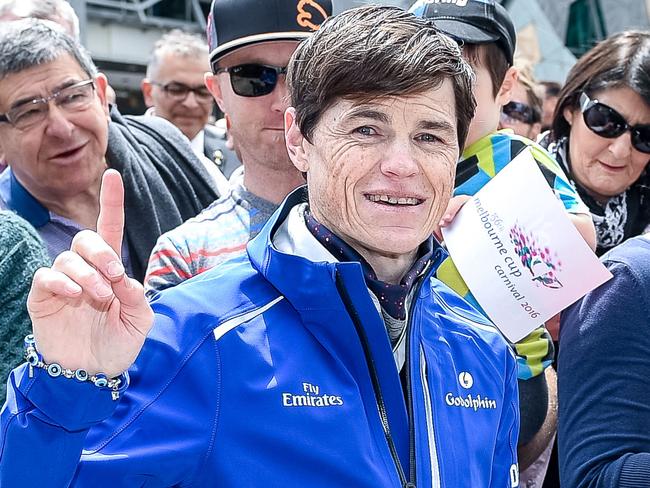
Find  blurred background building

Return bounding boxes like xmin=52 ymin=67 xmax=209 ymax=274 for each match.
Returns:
xmin=67 ymin=0 xmax=650 ymax=114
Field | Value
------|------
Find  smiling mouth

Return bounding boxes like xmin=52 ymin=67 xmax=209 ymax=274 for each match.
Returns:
xmin=366 ymin=194 xmax=424 ymax=206
xmin=598 ymin=161 xmax=625 ymax=171
xmin=51 ymin=144 xmax=86 ymax=160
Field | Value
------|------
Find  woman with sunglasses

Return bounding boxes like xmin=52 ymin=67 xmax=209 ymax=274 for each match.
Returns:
xmin=539 ymin=31 xmax=650 ymax=256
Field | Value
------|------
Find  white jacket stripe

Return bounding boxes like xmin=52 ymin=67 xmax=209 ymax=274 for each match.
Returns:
xmin=213 ymin=296 xmax=284 ymax=341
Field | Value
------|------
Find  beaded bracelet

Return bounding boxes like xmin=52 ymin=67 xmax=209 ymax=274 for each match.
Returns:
xmin=23 ymin=334 xmax=127 ymax=401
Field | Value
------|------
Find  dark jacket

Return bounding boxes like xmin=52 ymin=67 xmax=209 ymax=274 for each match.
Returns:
xmin=107 ymin=107 xmax=219 ymax=280
xmin=559 ymin=235 xmax=650 ymax=487
xmin=203 ymin=123 xmax=241 ymax=179
xmin=0 ymin=107 xmax=219 ymax=282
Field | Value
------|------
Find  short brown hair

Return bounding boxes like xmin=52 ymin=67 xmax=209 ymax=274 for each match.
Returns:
xmin=551 ymin=30 xmax=650 ymax=140
xmin=287 ymin=5 xmax=476 ymax=150
xmin=463 ymin=42 xmax=510 ymax=98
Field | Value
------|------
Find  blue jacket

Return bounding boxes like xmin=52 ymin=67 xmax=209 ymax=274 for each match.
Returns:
xmin=1 ymin=190 xmax=519 ymax=487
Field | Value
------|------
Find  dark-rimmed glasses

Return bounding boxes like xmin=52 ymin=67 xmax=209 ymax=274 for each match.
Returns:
xmin=213 ymin=64 xmax=287 ymax=98
xmin=580 ymin=92 xmax=650 ymax=154
xmin=151 ymin=81 xmax=213 ymax=102
xmin=0 ymin=79 xmax=96 ymax=131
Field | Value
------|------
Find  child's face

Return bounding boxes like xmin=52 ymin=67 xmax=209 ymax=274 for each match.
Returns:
xmin=463 ymin=48 xmax=515 ymax=148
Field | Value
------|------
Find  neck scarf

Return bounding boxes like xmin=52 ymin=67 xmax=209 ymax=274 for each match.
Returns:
xmin=304 ymin=211 xmax=433 ymax=320
xmin=541 ymin=134 xmax=639 ymax=253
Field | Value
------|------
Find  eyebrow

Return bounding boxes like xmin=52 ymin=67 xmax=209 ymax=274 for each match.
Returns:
xmin=345 ymin=108 xmax=391 ymax=125
xmin=345 ymin=107 xmax=455 ymax=134
xmin=10 ymin=79 xmax=83 ymax=110
xmin=418 ymin=120 xmax=456 ymax=134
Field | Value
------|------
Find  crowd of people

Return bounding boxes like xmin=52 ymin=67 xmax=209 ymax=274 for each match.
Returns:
xmin=0 ymin=0 xmax=648 ymax=487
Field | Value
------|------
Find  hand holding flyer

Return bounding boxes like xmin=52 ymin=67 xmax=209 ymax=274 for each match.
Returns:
xmin=441 ymin=149 xmax=612 ymax=342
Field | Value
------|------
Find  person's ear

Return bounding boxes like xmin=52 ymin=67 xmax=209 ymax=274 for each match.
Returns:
xmin=531 ymin=122 xmax=542 ymax=138
xmin=563 ymin=106 xmax=575 ymax=126
xmin=496 ymin=66 xmax=518 ymax=107
xmin=284 ymin=107 xmax=309 ymax=173
xmin=94 ymin=73 xmax=110 ymax=117
xmin=205 ymin=72 xmax=227 ymax=114
xmin=141 ymin=78 xmax=154 ymax=107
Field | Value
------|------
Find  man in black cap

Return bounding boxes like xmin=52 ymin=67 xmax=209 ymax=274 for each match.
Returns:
xmin=144 ymin=0 xmax=332 ymax=298
xmin=411 ymin=0 xmax=596 ymax=483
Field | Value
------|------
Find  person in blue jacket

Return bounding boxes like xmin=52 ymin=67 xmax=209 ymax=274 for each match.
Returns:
xmin=1 ymin=5 xmax=520 ymax=487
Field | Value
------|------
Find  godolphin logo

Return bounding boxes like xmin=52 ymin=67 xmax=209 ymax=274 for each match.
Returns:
xmin=459 ymin=371 xmax=473 ymax=389
xmin=296 ymin=0 xmax=329 ymax=31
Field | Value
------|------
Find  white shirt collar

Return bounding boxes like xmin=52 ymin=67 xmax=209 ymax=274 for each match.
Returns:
xmin=272 ymin=203 xmax=337 ymax=264
xmin=190 ymin=129 xmax=205 ymax=160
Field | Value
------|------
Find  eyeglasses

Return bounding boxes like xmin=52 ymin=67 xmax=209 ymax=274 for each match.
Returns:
xmin=151 ymin=81 xmax=213 ymax=103
xmin=501 ymin=101 xmax=540 ymax=125
xmin=580 ymin=92 xmax=650 ymax=154
xmin=0 ymin=79 xmax=95 ymax=131
xmin=213 ymin=64 xmax=287 ymax=98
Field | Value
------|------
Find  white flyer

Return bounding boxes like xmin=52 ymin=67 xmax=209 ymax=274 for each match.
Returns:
xmin=441 ymin=148 xmax=612 ymax=342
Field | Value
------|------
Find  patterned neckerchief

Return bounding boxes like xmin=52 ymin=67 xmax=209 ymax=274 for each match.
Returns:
xmin=304 ymin=210 xmax=433 ymax=320
xmin=540 ymin=133 xmax=646 ymax=254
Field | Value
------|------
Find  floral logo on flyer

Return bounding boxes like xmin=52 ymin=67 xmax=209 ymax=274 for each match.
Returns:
xmin=509 ymin=223 xmax=563 ymax=289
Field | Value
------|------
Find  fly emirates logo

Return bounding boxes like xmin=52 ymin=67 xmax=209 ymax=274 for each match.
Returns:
xmin=282 ymin=382 xmax=344 ymax=408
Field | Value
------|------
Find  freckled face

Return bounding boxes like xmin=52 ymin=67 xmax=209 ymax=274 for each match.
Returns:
xmin=300 ymin=82 xmax=459 ymax=258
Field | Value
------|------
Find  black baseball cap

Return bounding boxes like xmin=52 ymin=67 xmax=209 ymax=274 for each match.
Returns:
xmin=207 ymin=0 xmax=332 ymax=66
xmin=409 ymin=0 xmax=516 ymax=65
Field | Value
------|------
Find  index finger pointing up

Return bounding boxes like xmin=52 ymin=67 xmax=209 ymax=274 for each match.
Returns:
xmin=97 ymin=169 xmax=125 ymax=258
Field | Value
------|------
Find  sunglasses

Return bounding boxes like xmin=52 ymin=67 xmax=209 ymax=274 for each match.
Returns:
xmin=580 ymin=92 xmax=650 ymax=154
xmin=502 ymin=101 xmax=540 ymax=125
xmin=214 ymin=63 xmax=287 ymax=98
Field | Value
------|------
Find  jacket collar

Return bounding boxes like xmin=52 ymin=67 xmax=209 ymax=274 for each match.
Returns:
xmin=247 ymin=186 xmax=348 ymax=311
xmin=246 ymin=186 xmax=447 ymax=310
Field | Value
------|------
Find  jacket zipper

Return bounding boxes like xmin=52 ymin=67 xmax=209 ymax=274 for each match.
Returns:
xmin=404 ymin=262 xmax=432 ymax=488
xmin=336 ymin=262 xmax=433 ymax=488
xmin=405 ymin=304 xmax=416 ymax=486
xmin=419 ymin=346 xmax=441 ymax=488
xmin=335 ymin=271 xmax=409 ymax=487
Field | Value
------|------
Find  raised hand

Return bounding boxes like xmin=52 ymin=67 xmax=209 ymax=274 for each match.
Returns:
xmin=27 ymin=170 xmax=154 ymax=378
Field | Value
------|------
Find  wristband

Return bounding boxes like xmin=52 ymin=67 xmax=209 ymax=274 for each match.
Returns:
xmin=23 ymin=334 xmax=128 ymax=401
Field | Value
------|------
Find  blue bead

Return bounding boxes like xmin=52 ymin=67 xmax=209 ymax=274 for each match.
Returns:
xmin=75 ymin=369 xmax=89 ymax=381
xmin=47 ymin=363 xmax=62 ymax=377
xmin=26 ymin=351 xmax=39 ymax=366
